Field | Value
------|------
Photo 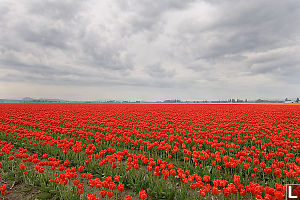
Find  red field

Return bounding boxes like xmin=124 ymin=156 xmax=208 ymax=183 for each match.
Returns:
xmin=0 ymin=103 xmax=299 ymax=200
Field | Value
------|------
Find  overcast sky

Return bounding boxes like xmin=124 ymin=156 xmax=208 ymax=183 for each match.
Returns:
xmin=0 ymin=0 xmax=299 ymax=101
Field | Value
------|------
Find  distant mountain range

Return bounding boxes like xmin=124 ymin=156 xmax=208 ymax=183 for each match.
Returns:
xmin=0 ymin=97 xmax=67 ymax=103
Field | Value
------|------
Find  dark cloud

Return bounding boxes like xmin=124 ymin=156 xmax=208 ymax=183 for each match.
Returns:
xmin=0 ymin=0 xmax=299 ymax=100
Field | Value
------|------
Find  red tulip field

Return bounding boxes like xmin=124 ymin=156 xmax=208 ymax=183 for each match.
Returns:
xmin=0 ymin=103 xmax=299 ymax=200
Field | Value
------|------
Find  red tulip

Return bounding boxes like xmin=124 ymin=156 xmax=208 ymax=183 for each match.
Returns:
xmin=139 ymin=190 xmax=147 ymax=199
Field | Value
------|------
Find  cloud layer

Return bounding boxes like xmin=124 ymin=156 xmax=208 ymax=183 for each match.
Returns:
xmin=1 ymin=0 xmax=299 ymax=100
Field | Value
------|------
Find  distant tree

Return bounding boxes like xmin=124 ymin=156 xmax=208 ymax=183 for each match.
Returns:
xmin=285 ymin=98 xmax=288 ymax=101
xmin=296 ymin=97 xmax=299 ymax=103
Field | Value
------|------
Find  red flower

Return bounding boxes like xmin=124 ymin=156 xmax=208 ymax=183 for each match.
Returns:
xmin=87 ymin=193 xmax=98 ymax=200
xmin=203 ymin=175 xmax=210 ymax=182
xmin=114 ymin=175 xmax=120 ymax=182
xmin=199 ymin=189 xmax=206 ymax=197
xmin=190 ymin=183 xmax=197 ymax=190
xmin=100 ymin=189 xmax=107 ymax=197
xmin=73 ymin=179 xmax=80 ymax=185
xmin=107 ymin=190 xmax=113 ymax=198
xmin=125 ymin=195 xmax=132 ymax=200
xmin=0 ymin=185 xmax=7 ymax=192
xmin=240 ymin=189 xmax=247 ymax=196
xmin=19 ymin=164 xmax=25 ymax=170
xmin=64 ymin=160 xmax=69 ymax=166
xmin=78 ymin=166 xmax=84 ymax=172
xmin=0 ymin=184 xmax=8 ymax=196
xmin=86 ymin=173 xmax=93 ymax=179
xmin=243 ymin=163 xmax=250 ymax=169
xmin=170 ymin=169 xmax=176 ymax=176
xmin=77 ymin=189 xmax=84 ymax=194
xmin=260 ymin=162 xmax=266 ymax=169
xmin=212 ymin=186 xmax=221 ymax=194
xmin=139 ymin=190 xmax=147 ymax=199
xmin=118 ymin=184 xmax=124 ymax=192
xmin=274 ymin=191 xmax=285 ymax=200
xmin=109 ymin=182 xmax=116 ymax=190
xmin=264 ymin=167 xmax=272 ymax=174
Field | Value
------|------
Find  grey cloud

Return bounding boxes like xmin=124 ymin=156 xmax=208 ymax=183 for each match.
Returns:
xmin=0 ymin=0 xmax=299 ymax=100
xmin=177 ymin=0 xmax=300 ymax=61
xmin=16 ymin=22 xmax=72 ymax=49
xmin=80 ymin=31 xmax=133 ymax=71
xmin=116 ymin=0 xmax=195 ymax=32
xmin=145 ymin=63 xmax=176 ymax=78
xmin=0 ymin=4 xmax=9 ymax=21
xmin=28 ymin=0 xmax=85 ymax=21
xmin=247 ymin=47 xmax=300 ymax=84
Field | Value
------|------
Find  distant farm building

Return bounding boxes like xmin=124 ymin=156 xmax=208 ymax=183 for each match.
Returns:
xmin=284 ymin=100 xmax=295 ymax=103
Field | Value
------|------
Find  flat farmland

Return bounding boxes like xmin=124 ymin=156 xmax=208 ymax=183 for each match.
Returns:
xmin=0 ymin=103 xmax=299 ymax=200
